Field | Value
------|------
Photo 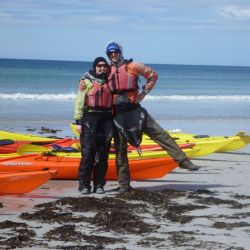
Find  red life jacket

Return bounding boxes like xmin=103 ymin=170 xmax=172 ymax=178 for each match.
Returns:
xmin=108 ymin=63 xmax=138 ymax=93
xmin=86 ymin=82 xmax=112 ymax=109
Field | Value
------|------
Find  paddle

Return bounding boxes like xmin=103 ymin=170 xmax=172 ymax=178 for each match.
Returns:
xmin=17 ymin=144 xmax=51 ymax=155
xmin=17 ymin=144 xmax=79 ymax=155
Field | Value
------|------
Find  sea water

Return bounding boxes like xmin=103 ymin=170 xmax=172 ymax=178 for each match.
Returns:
xmin=0 ymin=58 xmax=250 ymax=136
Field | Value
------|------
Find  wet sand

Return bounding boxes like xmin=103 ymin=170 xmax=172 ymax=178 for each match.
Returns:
xmin=1 ymin=145 xmax=250 ymax=249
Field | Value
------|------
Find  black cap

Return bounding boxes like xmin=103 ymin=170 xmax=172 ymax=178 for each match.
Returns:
xmin=93 ymin=57 xmax=108 ymax=70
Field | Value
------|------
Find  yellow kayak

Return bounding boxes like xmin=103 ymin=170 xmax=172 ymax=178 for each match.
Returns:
xmin=169 ymin=131 xmax=250 ymax=152
xmin=216 ymin=132 xmax=250 ymax=152
xmin=71 ymin=123 xmax=236 ymax=154
xmin=189 ymin=139 xmax=232 ymax=157
xmin=0 ymin=145 xmax=200 ymax=160
xmin=132 ymin=138 xmax=232 ymax=157
xmin=140 ymin=128 xmax=249 ymax=152
xmin=0 ymin=130 xmax=58 ymax=142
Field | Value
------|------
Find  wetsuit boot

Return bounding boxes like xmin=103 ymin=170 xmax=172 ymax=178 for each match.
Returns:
xmin=178 ymin=159 xmax=200 ymax=171
xmin=78 ymin=179 xmax=91 ymax=194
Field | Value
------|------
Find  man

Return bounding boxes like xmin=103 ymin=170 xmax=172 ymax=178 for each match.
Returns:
xmin=105 ymin=41 xmax=199 ymax=193
xmin=74 ymin=57 xmax=113 ymax=194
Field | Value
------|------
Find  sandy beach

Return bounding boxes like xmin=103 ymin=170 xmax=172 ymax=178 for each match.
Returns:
xmin=1 ymin=142 xmax=249 ymax=249
xmin=1 ymin=0 xmax=250 ymax=248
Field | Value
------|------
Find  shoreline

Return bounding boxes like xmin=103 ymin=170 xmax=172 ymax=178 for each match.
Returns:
xmin=1 ymin=117 xmax=250 ymax=139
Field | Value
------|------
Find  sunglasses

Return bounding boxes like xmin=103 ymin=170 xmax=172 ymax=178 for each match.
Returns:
xmin=108 ymin=51 xmax=119 ymax=56
xmin=96 ymin=63 xmax=108 ymax=68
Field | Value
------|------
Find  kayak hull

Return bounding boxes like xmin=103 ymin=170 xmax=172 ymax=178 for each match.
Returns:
xmin=0 ymin=169 xmax=58 ymax=195
xmin=0 ymin=130 xmax=58 ymax=142
xmin=168 ymin=131 xmax=250 ymax=152
xmin=0 ymin=154 xmax=177 ymax=180
xmin=217 ymin=134 xmax=250 ymax=152
xmin=189 ymin=140 xmax=231 ymax=157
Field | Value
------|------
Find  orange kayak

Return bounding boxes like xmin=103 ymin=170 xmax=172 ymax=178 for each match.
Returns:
xmin=0 ymin=154 xmax=177 ymax=180
xmin=0 ymin=169 xmax=58 ymax=195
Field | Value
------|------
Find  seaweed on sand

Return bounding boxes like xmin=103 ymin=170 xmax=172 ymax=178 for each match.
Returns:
xmin=45 ymin=224 xmax=123 ymax=245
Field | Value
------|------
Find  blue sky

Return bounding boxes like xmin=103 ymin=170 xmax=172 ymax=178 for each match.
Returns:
xmin=0 ymin=0 xmax=250 ymax=66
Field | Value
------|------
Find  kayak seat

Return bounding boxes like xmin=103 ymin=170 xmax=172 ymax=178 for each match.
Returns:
xmin=0 ymin=139 xmax=15 ymax=146
xmin=52 ymin=144 xmax=79 ymax=152
xmin=193 ymin=135 xmax=209 ymax=138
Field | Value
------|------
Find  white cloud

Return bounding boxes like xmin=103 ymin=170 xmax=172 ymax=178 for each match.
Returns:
xmin=220 ymin=6 xmax=250 ymax=19
xmin=1 ymin=0 xmax=250 ymax=31
xmin=90 ymin=15 xmax=120 ymax=23
xmin=0 ymin=12 xmax=10 ymax=17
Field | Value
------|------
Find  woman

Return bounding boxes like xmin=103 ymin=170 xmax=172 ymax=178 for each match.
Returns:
xmin=74 ymin=57 xmax=113 ymax=194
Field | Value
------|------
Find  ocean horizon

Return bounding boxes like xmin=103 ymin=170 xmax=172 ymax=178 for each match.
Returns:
xmin=3 ymin=57 xmax=250 ymax=67
xmin=1 ymin=58 xmax=250 ymax=137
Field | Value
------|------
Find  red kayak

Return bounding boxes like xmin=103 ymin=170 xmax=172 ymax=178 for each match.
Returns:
xmin=0 ymin=136 xmax=194 ymax=154
xmin=0 ymin=138 xmax=78 ymax=154
xmin=0 ymin=140 xmax=31 ymax=154
xmin=0 ymin=154 xmax=177 ymax=180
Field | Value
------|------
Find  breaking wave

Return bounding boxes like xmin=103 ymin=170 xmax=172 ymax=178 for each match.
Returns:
xmin=1 ymin=93 xmax=250 ymax=101
xmin=0 ymin=92 xmax=76 ymax=100
xmin=145 ymin=95 xmax=250 ymax=101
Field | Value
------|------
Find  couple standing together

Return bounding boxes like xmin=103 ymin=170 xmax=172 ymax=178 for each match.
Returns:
xmin=74 ymin=41 xmax=199 ymax=195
